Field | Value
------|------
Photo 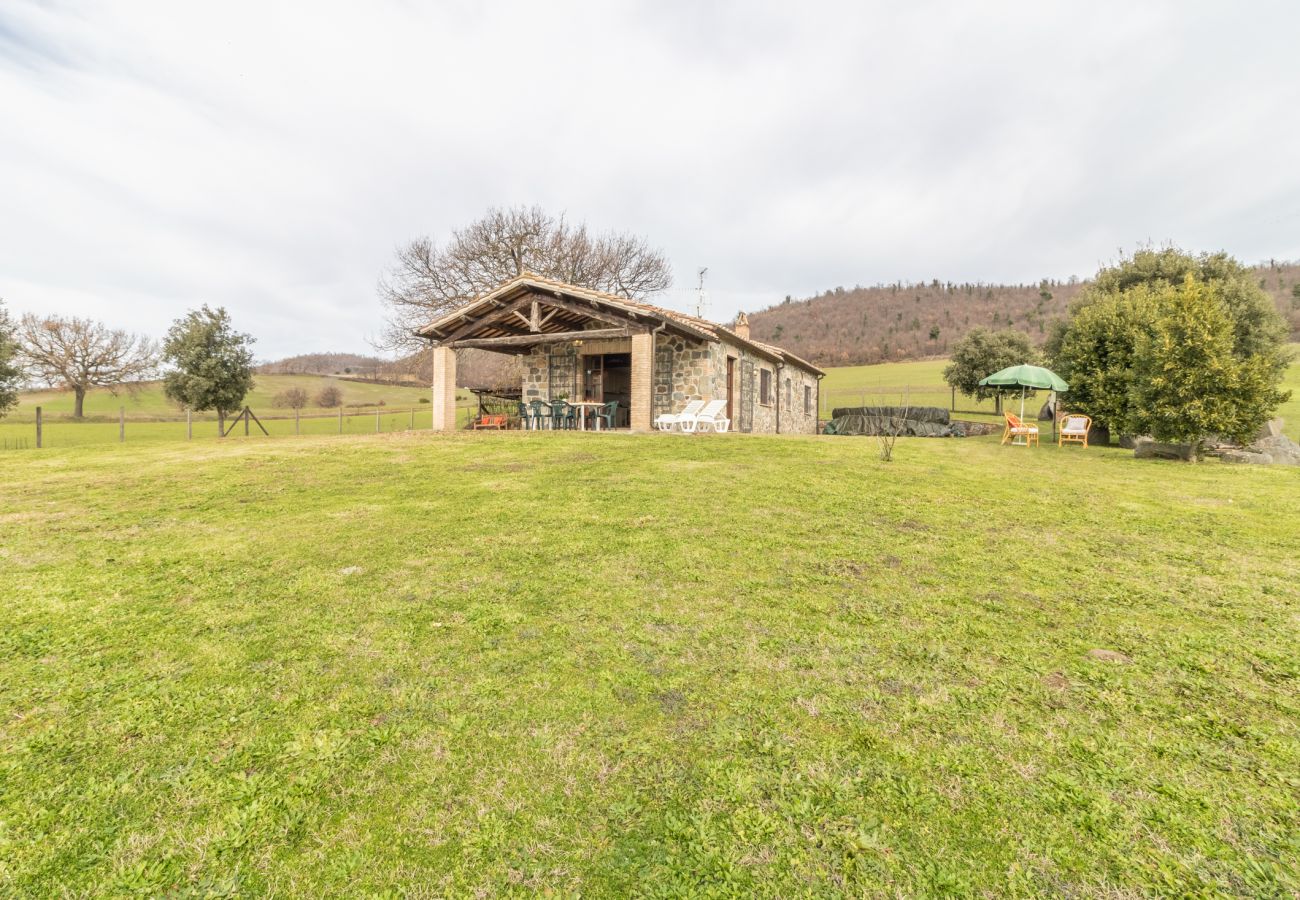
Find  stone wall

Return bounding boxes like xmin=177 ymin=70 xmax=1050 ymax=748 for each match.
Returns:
xmin=522 ymin=336 xmax=634 ymax=402
xmin=518 ymin=333 xmax=819 ymax=434
xmin=653 ymin=334 xmax=819 ymax=435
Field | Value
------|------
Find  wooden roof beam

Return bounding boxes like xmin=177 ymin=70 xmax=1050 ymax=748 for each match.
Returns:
xmin=447 ymin=326 xmax=635 ymax=350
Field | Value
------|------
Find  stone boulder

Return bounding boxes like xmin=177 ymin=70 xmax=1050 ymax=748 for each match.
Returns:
xmin=1255 ymin=418 xmax=1285 ymax=441
xmin=1222 ymin=449 xmax=1273 ymax=465
xmin=1134 ymin=438 xmax=1198 ymax=462
xmin=1117 ymin=434 xmax=1143 ymax=450
xmin=1238 ymin=434 xmax=1300 ymax=466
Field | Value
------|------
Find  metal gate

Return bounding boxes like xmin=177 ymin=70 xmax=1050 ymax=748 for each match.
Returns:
xmin=738 ymin=359 xmax=755 ymax=433
xmin=548 ymin=347 xmax=578 ymax=399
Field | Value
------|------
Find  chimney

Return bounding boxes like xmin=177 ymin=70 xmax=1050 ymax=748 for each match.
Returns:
xmin=733 ymin=311 xmax=750 ymax=340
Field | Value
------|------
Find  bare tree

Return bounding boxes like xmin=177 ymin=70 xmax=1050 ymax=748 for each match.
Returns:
xmin=378 ymin=205 xmax=672 ymax=351
xmin=272 ymin=387 xmax=310 ymax=409
xmin=316 ymin=385 xmax=343 ymax=408
xmin=17 ymin=314 xmax=157 ymax=418
xmin=865 ymin=387 xmax=911 ymax=462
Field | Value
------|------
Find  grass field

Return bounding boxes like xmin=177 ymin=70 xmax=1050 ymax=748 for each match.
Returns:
xmin=821 ymin=346 xmax=1300 ymax=440
xmin=0 ymin=406 xmax=480 ymax=449
xmin=2 ymin=431 xmax=1297 ymax=895
xmin=4 ymin=347 xmax=1296 ymax=448
xmin=0 ymin=375 xmax=477 ymax=448
xmin=7 ymin=374 xmax=467 ymax=422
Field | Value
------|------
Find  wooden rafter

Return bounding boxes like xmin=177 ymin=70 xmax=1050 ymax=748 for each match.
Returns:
xmin=448 ymin=327 xmax=636 ymax=350
xmin=436 ymin=296 xmax=535 ymax=344
xmin=434 ymin=290 xmax=646 ymax=345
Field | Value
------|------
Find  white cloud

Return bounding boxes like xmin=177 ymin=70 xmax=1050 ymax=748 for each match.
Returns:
xmin=2 ymin=0 xmax=1298 ymax=357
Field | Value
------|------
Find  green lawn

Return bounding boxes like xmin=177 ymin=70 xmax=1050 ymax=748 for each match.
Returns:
xmin=1 ymin=431 xmax=1297 ymax=895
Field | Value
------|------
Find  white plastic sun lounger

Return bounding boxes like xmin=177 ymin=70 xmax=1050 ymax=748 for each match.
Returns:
xmin=680 ymin=399 xmax=728 ymax=434
xmin=655 ymin=399 xmax=705 ymax=432
xmin=693 ymin=399 xmax=731 ymax=433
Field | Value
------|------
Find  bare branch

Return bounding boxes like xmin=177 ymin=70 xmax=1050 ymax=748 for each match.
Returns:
xmin=375 ymin=205 xmax=672 ymax=352
xmin=16 ymin=313 xmax=157 ymax=416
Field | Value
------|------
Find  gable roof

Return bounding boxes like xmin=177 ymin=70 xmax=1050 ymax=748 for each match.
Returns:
xmin=417 ymin=273 xmax=824 ymax=376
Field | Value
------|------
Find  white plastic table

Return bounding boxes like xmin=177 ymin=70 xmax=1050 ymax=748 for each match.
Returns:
xmin=570 ymin=401 xmax=606 ymax=431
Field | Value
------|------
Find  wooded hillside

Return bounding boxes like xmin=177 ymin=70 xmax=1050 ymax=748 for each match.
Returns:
xmin=749 ymin=261 xmax=1300 ymax=366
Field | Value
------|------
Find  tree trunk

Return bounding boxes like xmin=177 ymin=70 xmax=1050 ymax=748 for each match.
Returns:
xmin=74 ymin=386 xmax=86 ymax=418
xmin=218 ymin=408 xmax=226 ymax=437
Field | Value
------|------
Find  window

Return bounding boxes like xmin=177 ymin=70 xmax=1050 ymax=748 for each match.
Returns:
xmin=784 ymin=378 xmax=791 ymax=409
xmin=804 ymin=384 xmax=813 ymax=415
xmin=759 ymin=368 xmax=772 ymax=405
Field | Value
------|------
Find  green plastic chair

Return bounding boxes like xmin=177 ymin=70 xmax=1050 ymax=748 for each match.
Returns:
xmin=595 ymin=400 xmax=618 ymax=430
xmin=528 ymin=400 xmax=549 ymax=429
xmin=516 ymin=401 xmax=536 ymax=430
xmin=549 ymin=400 xmax=574 ymax=430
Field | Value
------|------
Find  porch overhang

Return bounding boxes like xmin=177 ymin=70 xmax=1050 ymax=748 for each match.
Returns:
xmin=444 ymin=326 xmax=640 ymax=353
xmin=415 ymin=273 xmax=717 ymax=352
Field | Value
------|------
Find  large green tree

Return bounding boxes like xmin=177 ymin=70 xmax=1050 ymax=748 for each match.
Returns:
xmin=162 ymin=306 xmax=255 ymax=429
xmin=1049 ymin=248 xmax=1291 ymax=438
xmin=0 ymin=299 xmax=22 ymax=418
xmin=1130 ymin=278 xmax=1287 ymax=445
xmin=942 ymin=327 xmax=1037 ymax=412
xmin=1046 ymin=290 xmax=1157 ymax=435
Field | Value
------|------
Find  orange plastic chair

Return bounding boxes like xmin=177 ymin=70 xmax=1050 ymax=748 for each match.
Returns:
xmin=473 ymin=414 xmax=507 ymax=430
xmin=1001 ymin=412 xmax=1039 ymax=446
xmin=1058 ymin=413 xmax=1091 ymax=448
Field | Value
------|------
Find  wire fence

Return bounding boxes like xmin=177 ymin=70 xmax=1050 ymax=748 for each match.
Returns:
xmin=0 ymin=403 xmax=479 ymax=450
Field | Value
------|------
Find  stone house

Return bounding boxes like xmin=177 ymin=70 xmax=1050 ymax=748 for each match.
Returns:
xmin=418 ymin=274 xmax=824 ymax=433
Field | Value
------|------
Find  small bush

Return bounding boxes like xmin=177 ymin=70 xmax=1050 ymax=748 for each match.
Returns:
xmin=316 ymin=386 xmax=343 ymax=408
xmin=419 ymin=397 xmax=430 ymax=404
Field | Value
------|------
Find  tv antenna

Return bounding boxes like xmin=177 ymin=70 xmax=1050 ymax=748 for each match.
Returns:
xmin=695 ymin=267 xmax=709 ymax=318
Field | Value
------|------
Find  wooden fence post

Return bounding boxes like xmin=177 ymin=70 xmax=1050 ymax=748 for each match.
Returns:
xmin=409 ymin=408 xmax=414 ymax=430
xmin=119 ymin=407 xmax=125 ymax=442
xmin=339 ymin=408 xmax=343 ymax=433
xmin=375 ymin=409 xmax=380 ymax=433
xmin=295 ymin=407 xmax=300 ymax=435
xmin=35 ymin=406 xmax=42 ymax=449
xmin=187 ymin=409 xmax=192 ymax=440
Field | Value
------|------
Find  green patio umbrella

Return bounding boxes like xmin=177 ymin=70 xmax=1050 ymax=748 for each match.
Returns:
xmin=978 ymin=364 xmax=1069 ymax=420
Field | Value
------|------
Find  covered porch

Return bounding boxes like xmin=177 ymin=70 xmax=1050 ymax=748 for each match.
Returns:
xmin=419 ymin=275 xmax=715 ymax=432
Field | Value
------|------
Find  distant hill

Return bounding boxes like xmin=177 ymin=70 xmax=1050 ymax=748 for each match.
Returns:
xmin=256 ymin=352 xmax=387 ymax=376
xmin=258 ymin=349 xmax=518 ymax=390
xmin=749 ymin=261 xmax=1300 ymax=367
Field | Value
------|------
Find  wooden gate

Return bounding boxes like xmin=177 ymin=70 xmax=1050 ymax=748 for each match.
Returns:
xmin=738 ymin=359 xmax=755 ymax=433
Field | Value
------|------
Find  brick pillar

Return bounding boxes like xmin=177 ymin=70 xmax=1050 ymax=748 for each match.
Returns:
xmin=630 ymin=331 xmax=653 ymax=432
xmin=431 ymin=345 xmax=458 ymax=432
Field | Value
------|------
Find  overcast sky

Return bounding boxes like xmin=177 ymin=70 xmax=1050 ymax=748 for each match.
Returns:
xmin=3 ymin=1 xmax=1298 ymax=359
